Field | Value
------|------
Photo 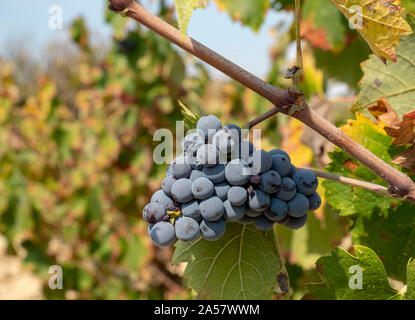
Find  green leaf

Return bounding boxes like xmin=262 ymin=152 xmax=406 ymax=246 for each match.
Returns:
xmin=353 ymin=34 xmax=415 ymax=117
xmin=179 ymin=100 xmax=199 ymax=130
xmin=406 ymin=258 xmax=415 ymax=300
xmin=174 ymin=0 xmax=208 ymax=35
xmin=302 ymin=0 xmax=346 ymax=51
xmin=309 ymin=245 xmax=398 ymax=300
xmin=330 ymin=0 xmax=412 ymax=62
xmin=214 ymin=0 xmax=270 ymax=31
xmin=173 ymin=223 xmax=285 ymax=299
xmin=351 ymin=201 xmax=415 ymax=281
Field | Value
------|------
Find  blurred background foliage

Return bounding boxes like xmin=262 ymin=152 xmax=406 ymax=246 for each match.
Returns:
xmin=0 ymin=0 xmax=401 ymax=299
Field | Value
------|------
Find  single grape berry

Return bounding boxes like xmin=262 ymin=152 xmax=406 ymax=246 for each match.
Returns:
xmin=223 ymin=199 xmax=245 ymax=221
xmin=293 ymin=170 xmax=318 ymax=196
xmin=213 ymin=182 xmax=231 ymax=201
xmin=271 ymin=154 xmax=291 ymax=177
xmin=200 ymin=219 xmax=226 ymax=241
xmin=196 ymin=144 xmax=219 ymax=167
xmin=249 ymin=150 xmax=272 ymax=175
xmin=151 ymin=189 xmax=174 ymax=209
xmin=192 ymin=177 xmax=214 ymax=200
xmin=143 ymin=202 xmax=166 ymax=224
xmin=199 ymin=196 xmax=225 ymax=221
xmin=254 ymin=215 xmax=275 ymax=231
xmin=285 ymin=214 xmax=308 ymax=230
xmin=171 ymin=178 xmax=193 ymax=203
xmin=175 ymin=217 xmax=200 ymax=241
xmin=259 ymin=170 xmax=281 ymax=194
xmin=171 ymin=156 xmax=192 ymax=179
xmin=189 ymin=169 xmax=205 ymax=182
xmin=269 ymin=149 xmax=289 ymax=158
xmin=150 ymin=222 xmax=176 ymax=247
xmin=162 ymin=175 xmax=177 ymax=197
xmin=288 ymin=164 xmax=297 ymax=178
xmin=248 ymin=189 xmax=270 ymax=212
xmin=225 ymin=159 xmax=250 ymax=185
xmin=212 ymin=128 xmax=237 ymax=156
xmin=181 ymin=200 xmax=202 ymax=221
xmin=227 ymin=186 xmax=248 ymax=206
xmin=196 ymin=115 xmax=222 ymax=142
xmin=182 ymin=130 xmax=204 ymax=154
xmin=265 ymin=198 xmax=288 ymax=222
xmin=237 ymin=141 xmax=255 ymax=161
xmin=308 ymin=192 xmax=321 ymax=211
xmin=224 ymin=124 xmax=242 ymax=142
xmin=287 ymin=193 xmax=309 ymax=217
xmin=276 ymin=177 xmax=297 ymax=201
xmin=245 ymin=207 xmax=263 ymax=218
xmin=202 ymin=164 xmax=226 ymax=183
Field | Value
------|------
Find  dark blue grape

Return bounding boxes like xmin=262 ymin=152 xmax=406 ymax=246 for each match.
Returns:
xmin=162 ymin=175 xmax=177 ymax=197
xmin=237 ymin=141 xmax=255 ymax=161
xmin=150 ymin=222 xmax=176 ymax=247
xmin=245 ymin=207 xmax=263 ymax=218
xmin=249 ymin=150 xmax=272 ymax=174
xmin=192 ymin=177 xmax=214 ymax=200
xmin=199 ymin=196 xmax=224 ymax=221
xmin=227 ymin=186 xmax=248 ymax=206
xmin=288 ymin=164 xmax=297 ymax=178
xmin=151 ymin=189 xmax=174 ymax=209
xmin=271 ymin=154 xmax=291 ymax=177
xmin=181 ymin=200 xmax=202 ymax=221
xmin=197 ymin=115 xmax=222 ymax=142
xmin=288 ymin=193 xmax=309 ymax=217
xmin=248 ymin=189 xmax=270 ymax=212
xmin=175 ymin=217 xmax=200 ymax=241
xmin=196 ymin=144 xmax=219 ymax=167
xmin=285 ymin=214 xmax=308 ymax=230
xmin=308 ymin=192 xmax=321 ymax=211
xmin=214 ymin=182 xmax=231 ymax=201
xmin=254 ymin=215 xmax=275 ymax=231
xmin=171 ymin=178 xmax=193 ymax=203
xmin=189 ymin=169 xmax=205 ymax=182
xmin=200 ymin=219 xmax=226 ymax=241
xmin=223 ymin=199 xmax=245 ymax=221
xmin=269 ymin=149 xmax=290 ymax=159
xmin=224 ymin=124 xmax=242 ymax=142
xmin=143 ymin=202 xmax=166 ymax=224
xmin=182 ymin=131 xmax=205 ymax=154
xmin=202 ymin=164 xmax=226 ymax=183
xmin=259 ymin=170 xmax=281 ymax=194
xmin=171 ymin=156 xmax=192 ymax=179
xmin=265 ymin=198 xmax=288 ymax=222
xmin=293 ymin=170 xmax=318 ymax=195
xmin=212 ymin=128 xmax=238 ymax=156
xmin=225 ymin=159 xmax=250 ymax=185
xmin=276 ymin=177 xmax=296 ymax=201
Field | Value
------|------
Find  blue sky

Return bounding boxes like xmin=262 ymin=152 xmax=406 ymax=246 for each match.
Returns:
xmin=0 ymin=0 xmax=291 ymax=79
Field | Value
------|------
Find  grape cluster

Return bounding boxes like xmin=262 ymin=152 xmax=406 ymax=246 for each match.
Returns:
xmin=143 ymin=115 xmax=321 ymax=247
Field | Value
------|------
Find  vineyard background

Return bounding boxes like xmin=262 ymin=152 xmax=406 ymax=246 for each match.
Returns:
xmin=0 ymin=0 xmax=414 ymax=299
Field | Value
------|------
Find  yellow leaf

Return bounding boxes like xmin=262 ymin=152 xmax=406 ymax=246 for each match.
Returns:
xmin=174 ymin=0 xmax=207 ymax=36
xmin=330 ymin=0 xmax=412 ymax=62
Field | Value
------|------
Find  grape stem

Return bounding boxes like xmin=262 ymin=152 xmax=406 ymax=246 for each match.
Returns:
xmin=298 ymin=167 xmax=404 ymax=200
xmin=107 ymin=1 xmax=415 ymax=204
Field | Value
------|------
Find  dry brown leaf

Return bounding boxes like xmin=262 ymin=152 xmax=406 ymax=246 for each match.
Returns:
xmin=391 ymin=145 xmax=415 ymax=175
xmin=368 ymin=98 xmax=399 ymax=127
xmin=384 ymin=110 xmax=415 ymax=146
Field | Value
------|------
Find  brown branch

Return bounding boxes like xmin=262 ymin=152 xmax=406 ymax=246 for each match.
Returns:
xmin=108 ymin=1 xmax=415 ymax=203
xmin=298 ymin=168 xmax=404 ymax=200
xmin=295 ymin=0 xmax=303 ymax=71
xmin=246 ymin=107 xmax=280 ymax=129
